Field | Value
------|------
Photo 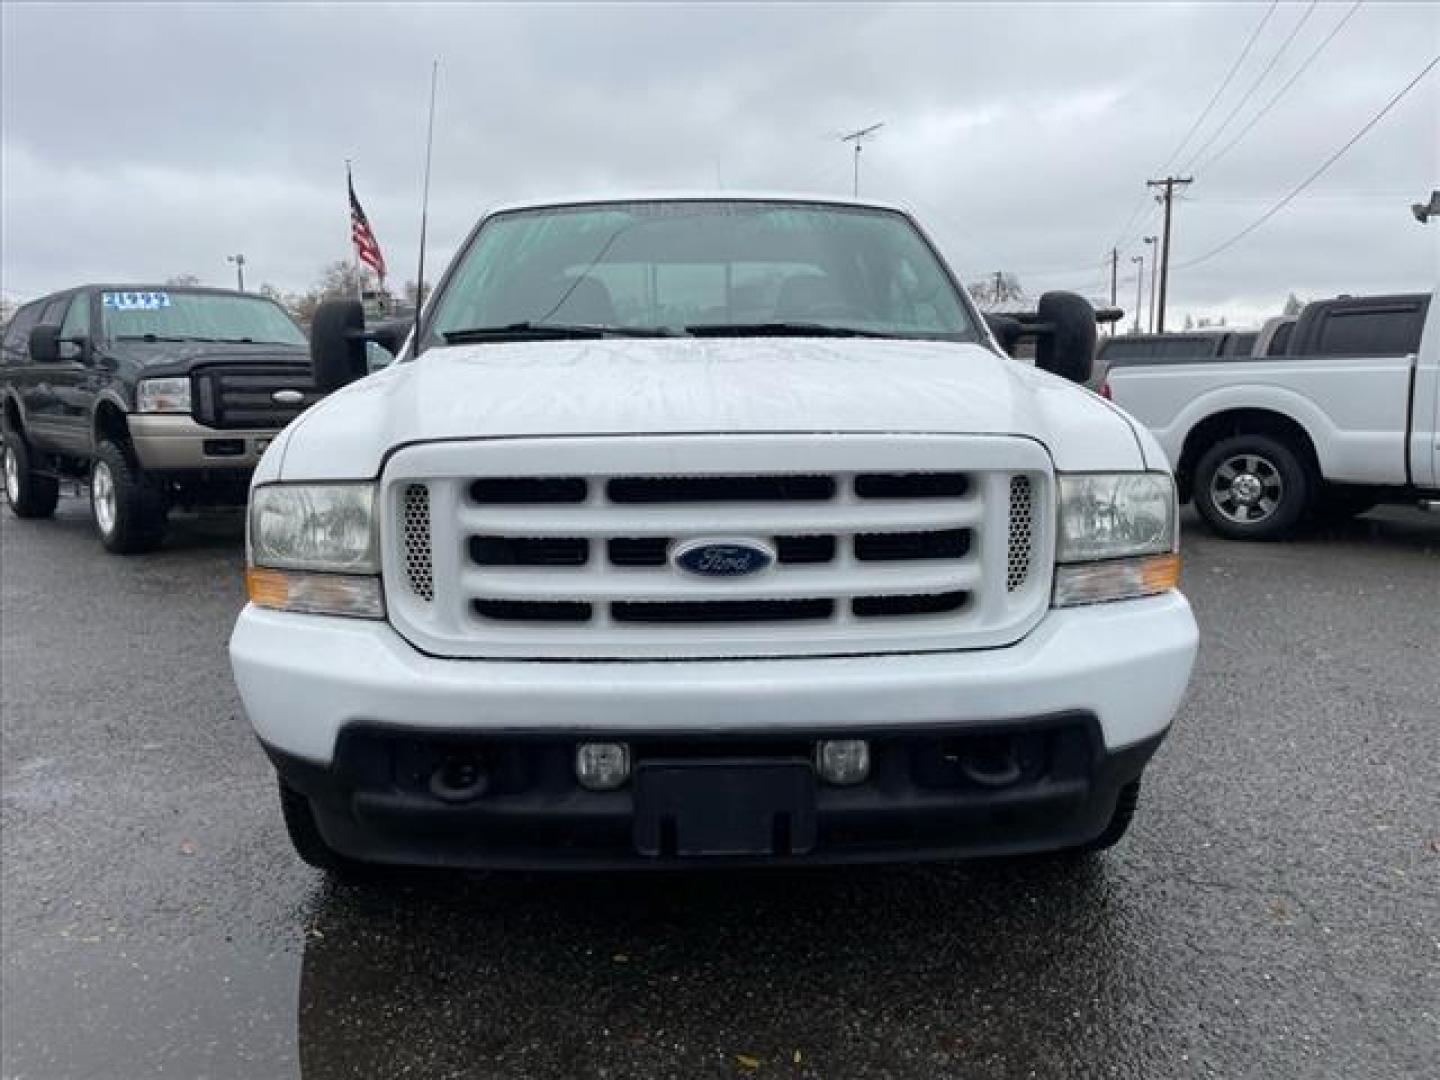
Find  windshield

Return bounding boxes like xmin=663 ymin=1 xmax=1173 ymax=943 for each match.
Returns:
xmin=427 ymin=200 xmax=977 ymax=344
xmin=101 ymin=290 xmax=307 ymax=346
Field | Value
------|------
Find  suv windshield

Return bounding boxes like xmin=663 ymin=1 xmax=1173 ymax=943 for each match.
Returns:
xmin=427 ymin=200 xmax=978 ymax=345
xmin=101 ymin=290 xmax=306 ymax=346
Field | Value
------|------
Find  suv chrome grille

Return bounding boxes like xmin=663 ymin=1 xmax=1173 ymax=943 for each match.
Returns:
xmin=383 ymin=435 xmax=1053 ymax=660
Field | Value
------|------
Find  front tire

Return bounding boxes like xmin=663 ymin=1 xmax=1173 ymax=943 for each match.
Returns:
xmin=91 ymin=439 xmax=168 ymax=554
xmin=1193 ymin=433 xmax=1312 ymax=541
xmin=2 ymin=428 xmax=60 ymax=519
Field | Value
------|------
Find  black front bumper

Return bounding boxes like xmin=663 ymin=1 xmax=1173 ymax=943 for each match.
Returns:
xmin=265 ymin=712 xmax=1165 ymax=870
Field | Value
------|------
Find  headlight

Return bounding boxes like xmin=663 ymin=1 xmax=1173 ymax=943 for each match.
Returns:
xmin=1057 ymin=473 xmax=1176 ymax=563
xmin=136 ymin=377 xmax=192 ymax=414
xmin=1054 ymin=472 xmax=1179 ymax=607
xmin=247 ymin=483 xmax=382 ymax=618
xmin=249 ymin=483 xmax=378 ymax=572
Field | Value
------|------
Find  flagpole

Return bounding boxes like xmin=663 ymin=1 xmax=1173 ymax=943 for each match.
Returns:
xmin=346 ymin=159 xmax=363 ymax=304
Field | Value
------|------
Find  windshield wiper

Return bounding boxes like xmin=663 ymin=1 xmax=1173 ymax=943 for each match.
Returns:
xmin=116 ymin=333 xmax=214 ymax=343
xmin=442 ymin=322 xmax=679 ymax=344
xmin=685 ymin=321 xmax=896 ymax=339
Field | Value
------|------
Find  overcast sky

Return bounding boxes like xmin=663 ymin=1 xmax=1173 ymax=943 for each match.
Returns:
xmin=2 ymin=1 xmax=1436 ymax=326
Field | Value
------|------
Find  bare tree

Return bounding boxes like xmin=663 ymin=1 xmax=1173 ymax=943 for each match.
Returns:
xmin=966 ymin=272 xmax=1025 ymax=310
xmin=165 ymin=274 xmax=201 ymax=286
xmin=1283 ymin=293 xmax=1304 ymax=316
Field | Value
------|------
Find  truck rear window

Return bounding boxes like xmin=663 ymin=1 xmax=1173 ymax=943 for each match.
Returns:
xmin=1313 ymin=307 xmax=1424 ymax=357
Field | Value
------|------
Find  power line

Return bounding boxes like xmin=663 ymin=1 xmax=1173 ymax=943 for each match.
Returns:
xmin=1191 ymin=0 xmax=1364 ymax=175
xmin=1176 ymin=53 xmax=1440 ymax=271
xmin=1181 ymin=1 xmax=1320 ymax=174
xmin=1108 ymin=2 xmax=1276 ymax=252
xmin=1157 ymin=1 xmax=1279 ymax=174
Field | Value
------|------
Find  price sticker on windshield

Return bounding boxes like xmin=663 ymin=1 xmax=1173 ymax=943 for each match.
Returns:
xmin=103 ymin=291 xmax=172 ymax=311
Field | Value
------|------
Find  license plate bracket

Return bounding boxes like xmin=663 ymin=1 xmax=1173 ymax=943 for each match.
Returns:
xmin=633 ymin=759 xmax=817 ymax=858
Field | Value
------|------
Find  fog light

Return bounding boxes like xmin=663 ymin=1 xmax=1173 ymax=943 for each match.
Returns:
xmin=816 ymin=739 xmax=870 ymax=786
xmin=576 ymin=742 xmax=631 ymax=791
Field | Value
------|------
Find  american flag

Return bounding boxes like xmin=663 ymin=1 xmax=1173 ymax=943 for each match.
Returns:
xmin=348 ymin=167 xmax=387 ymax=281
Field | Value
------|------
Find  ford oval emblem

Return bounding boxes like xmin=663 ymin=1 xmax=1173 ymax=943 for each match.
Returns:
xmin=672 ymin=538 xmax=776 ymax=577
xmin=271 ymin=389 xmax=304 ymax=405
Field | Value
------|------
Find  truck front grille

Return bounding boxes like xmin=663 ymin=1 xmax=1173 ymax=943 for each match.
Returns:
xmin=192 ymin=365 xmax=322 ymax=430
xmin=384 ymin=435 xmax=1053 ymax=660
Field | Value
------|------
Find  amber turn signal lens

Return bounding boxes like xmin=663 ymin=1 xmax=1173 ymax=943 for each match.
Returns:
xmin=1052 ymin=552 xmax=1181 ymax=607
xmin=245 ymin=567 xmax=385 ymax=618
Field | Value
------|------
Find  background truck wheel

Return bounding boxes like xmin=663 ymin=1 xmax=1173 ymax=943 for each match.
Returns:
xmin=2 ymin=429 xmax=60 ymax=519
xmin=278 ymin=781 xmax=377 ymax=880
xmin=91 ymin=439 xmax=168 ymax=554
xmin=1193 ymin=433 xmax=1312 ymax=541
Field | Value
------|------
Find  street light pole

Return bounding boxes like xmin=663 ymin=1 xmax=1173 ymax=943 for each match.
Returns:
xmin=226 ymin=253 xmax=246 ymax=292
xmin=1131 ymin=255 xmax=1145 ymax=335
xmin=1143 ymin=236 xmax=1159 ymax=333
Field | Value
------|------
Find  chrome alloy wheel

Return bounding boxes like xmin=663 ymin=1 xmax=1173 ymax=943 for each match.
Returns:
xmin=1210 ymin=453 xmax=1284 ymax=524
xmin=2 ymin=444 xmax=18 ymax=504
xmin=91 ymin=460 xmax=117 ymax=536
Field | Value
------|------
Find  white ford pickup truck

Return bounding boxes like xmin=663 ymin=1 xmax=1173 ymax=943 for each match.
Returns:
xmin=229 ymin=195 xmax=1198 ymax=872
xmin=1106 ymin=291 xmax=1439 ymax=540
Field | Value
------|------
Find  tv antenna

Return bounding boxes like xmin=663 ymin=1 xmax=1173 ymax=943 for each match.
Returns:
xmin=839 ymin=122 xmax=884 ymax=197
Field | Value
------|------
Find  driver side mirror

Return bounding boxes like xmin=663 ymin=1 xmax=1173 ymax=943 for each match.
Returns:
xmin=311 ymin=302 xmax=413 ymax=392
xmin=28 ymin=324 xmax=61 ymax=364
xmin=1033 ymin=292 xmax=1097 ymax=384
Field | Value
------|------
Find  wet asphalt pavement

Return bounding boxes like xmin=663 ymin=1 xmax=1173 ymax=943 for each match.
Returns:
xmin=1 ymin=496 xmax=1437 ymax=1080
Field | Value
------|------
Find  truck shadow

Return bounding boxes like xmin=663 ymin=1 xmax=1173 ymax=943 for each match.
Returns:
xmin=293 ymin=858 xmax=1157 ymax=1078
xmin=1180 ymin=505 xmax=1440 ymax=555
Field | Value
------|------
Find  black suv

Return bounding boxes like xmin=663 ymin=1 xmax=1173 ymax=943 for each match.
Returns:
xmin=1 ymin=285 xmax=319 ymax=553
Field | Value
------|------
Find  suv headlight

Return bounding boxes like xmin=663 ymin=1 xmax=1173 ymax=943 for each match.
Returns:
xmin=136 ymin=376 xmax=192 ymax=414
xmin=1053 ymin=472 xmax=1180 ymax=607
xmin=245 ymin=483 xmax=383 ymax=618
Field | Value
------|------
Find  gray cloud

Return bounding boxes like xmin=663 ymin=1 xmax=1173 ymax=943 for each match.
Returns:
xmin=3 ymin=1 xmax=1436 ymax=326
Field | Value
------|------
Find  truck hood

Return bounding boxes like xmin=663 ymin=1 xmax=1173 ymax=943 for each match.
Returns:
xmin=272 ymin=338 xmax=1146 ymax=480
xmin=106 ymin=339 xmax=310 ymax=375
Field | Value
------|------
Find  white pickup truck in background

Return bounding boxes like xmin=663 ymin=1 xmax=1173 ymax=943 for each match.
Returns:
xmin=1106 ymin=291 xmax=1439 ymax=539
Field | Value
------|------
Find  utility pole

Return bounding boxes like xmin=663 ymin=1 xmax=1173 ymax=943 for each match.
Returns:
xmin=1147 ymin=176 xmax=1192 ymax=333
xmin=226 ymin=253 xmax=246 ymax=291
xmin=1131 ymin=254 xmax=1145 ymax=335
xmin=1107 ymin=247 xmax=1119 ymax=336
xmin=1143 ymin=236 xmax=1159 ymax=332
xmin=839 ymin=122 xmax=884 ymax=197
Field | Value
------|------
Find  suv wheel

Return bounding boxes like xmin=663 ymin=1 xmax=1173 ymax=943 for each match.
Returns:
xmin=90 ymin=439 xmax=168 ymax=554
xmin=2 ymin=428 xmax=60 ymax=519
xmin=1194 ymin=434 xmax=1312 ymax=541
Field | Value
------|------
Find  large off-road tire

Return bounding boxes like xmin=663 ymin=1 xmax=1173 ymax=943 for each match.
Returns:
xmin=1193 ymin=433 xmax=1313 ymax=541
xmin=278 ymin=781 xmax=378 ymax=880
xmin=2 ymin=427 xmax=60 ymax=519
xmin=90 ymin=438 xmax=168 ymax=554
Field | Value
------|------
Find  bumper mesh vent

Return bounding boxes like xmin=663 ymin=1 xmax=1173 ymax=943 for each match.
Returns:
xmin=402 ymin=484 xmax=435 ymax=601
xmin=1006 ymin=475 xmax=1034 ymax=592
